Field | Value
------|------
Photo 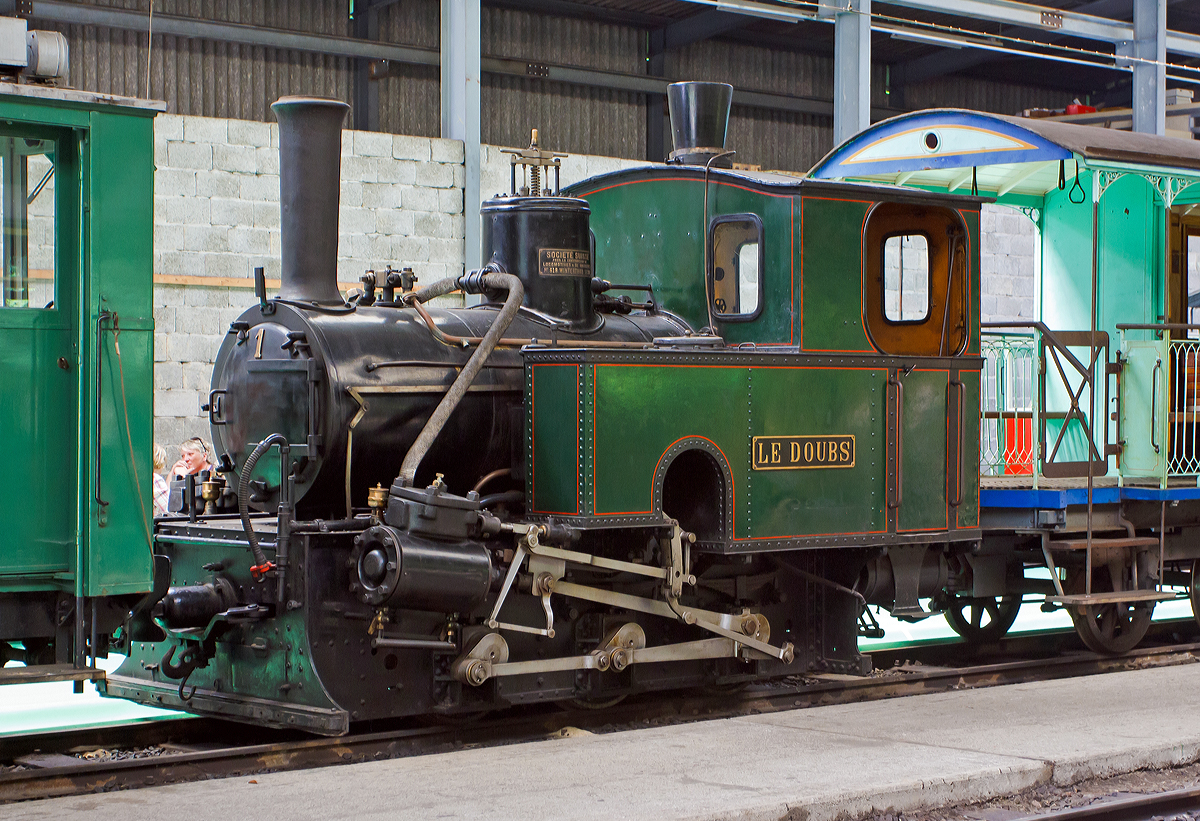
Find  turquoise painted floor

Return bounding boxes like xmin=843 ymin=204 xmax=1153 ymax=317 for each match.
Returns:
xmin=1 ymin=597 xmax=1193 ymax=737
xmin=0 ymin=653 xmax=184 ymax=737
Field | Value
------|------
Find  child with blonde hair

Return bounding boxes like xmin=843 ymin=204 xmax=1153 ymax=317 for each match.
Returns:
xmin=152 ymin=443 xmax=169 ymax=517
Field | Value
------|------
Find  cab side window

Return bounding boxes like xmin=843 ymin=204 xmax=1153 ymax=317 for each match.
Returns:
xmin=863 ymin=202 xmax=966 ymax=357
xmin=708 ymin=214 xmax=762 ymax=321
xmin=0 ymin=132 xmax=57 ymax=310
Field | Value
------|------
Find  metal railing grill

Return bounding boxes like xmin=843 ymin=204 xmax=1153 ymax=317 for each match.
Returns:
xmin=981 ymin=333 xmax=1036 ymax=476
xmin=1169 ymin=338 xmax=1200 ymax=476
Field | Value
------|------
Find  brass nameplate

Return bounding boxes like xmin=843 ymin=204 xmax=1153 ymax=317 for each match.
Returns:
xmin=752 ymin=435 xmax=855 ymax=470
xmin=538 ymin=248 xmax=591 ymax=277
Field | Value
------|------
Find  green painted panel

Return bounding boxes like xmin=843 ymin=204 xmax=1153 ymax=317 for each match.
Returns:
xmin=961 ymin=209 xmax=982 ymax=357
xmin=1120 ymin=339 xmax=1166 ymax=478
xmin=91 ymin=327 xmax=155 ymax=594
xmin=0 ymin=327 xmax=78 ymax=579
xmin=957 ymin=370 xmax=981 ymax=527
xmin=593 ymin=365 xmax=747 ymax=517
xmin=744 ymin=367 xmax=885 ymax=538
xmin=86 ymin=108 xmax=156 ymax=596
xmin=576 ymin=173 xmax=797 ymax=345
xmin=1040 ymin=181 xmax=1095 ymax=333
xmin=580 ymin=177 xmax=708 ymax=331
xmin=800 ymin=196 xmax=873 ymax=353
xmin=898 ymin=369 xmax=949 ymax=532
xmin=530 ymin=364 xmax=581 ymax=515
xmin=0 ymin=95 xmax=156 ymax=597
xmin=706 ymin=186 xmax=794 ymax=346
xmin=0 ymin=124 xmax=80 ymax=587
xmin=1099 ymin=175 xmax=1160 ymax=337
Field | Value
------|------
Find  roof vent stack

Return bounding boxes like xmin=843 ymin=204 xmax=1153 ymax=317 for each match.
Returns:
xmin=666 ymin=81 xmax=734 ymax=167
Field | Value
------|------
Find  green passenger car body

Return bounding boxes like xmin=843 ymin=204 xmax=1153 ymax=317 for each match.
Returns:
xmin=0 ymin=85 xmax=160 ymax=671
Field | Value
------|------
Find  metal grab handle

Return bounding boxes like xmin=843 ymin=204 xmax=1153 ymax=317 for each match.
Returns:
xmin=889 ymin=372 xmax=904 ymax=510
xmin=1151 ymin=358 xmax=1161 ymax=454
xmin=949 ymin=379 xmax=964 ymax=507
xmin=205 ymin=389 xmax=228 ymax=426
xmin=94 ymin=310 xmax=114 ymax=510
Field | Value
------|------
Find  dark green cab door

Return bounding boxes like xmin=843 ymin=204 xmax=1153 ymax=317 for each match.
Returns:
xmin=0 ymin=125 xmax=81 ymax=586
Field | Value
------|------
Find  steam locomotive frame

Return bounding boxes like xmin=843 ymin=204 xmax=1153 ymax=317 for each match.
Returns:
xmin=90 ymin=88 xmax=989 ymax=733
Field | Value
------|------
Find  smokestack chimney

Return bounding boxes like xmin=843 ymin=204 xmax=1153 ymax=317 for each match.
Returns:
xmin=271 ymin=96 xmax=350 ymax=304
xmin=666 ymin=82 xmax=734 ymax=167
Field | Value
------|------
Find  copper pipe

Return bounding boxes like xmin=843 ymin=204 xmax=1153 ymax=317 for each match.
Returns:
xmin=472 ymin=468 xmax=512 ymax=494
xmin=410 ymin=298 xmax=657 ymax=350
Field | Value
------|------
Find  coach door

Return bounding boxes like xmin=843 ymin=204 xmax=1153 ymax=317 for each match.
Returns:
xmin=0 ymin=126 xmax=80 ymax=585
xmin=863 ymin=202 xmax=973 ymax=534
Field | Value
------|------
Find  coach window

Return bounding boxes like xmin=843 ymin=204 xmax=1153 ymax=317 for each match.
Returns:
xmin=0 ymin=131 xmax=56 ymax=309
xmin=864 ymin=202 xmax=966 ymax=357
xmin=708 ymin=214 xmax=762 ymax=321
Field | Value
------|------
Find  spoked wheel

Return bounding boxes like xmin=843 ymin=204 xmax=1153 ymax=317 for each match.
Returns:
xmin=1190 ymin=559 xmax=1200 ymax=629
xmin=944 ymin=595 xmax=1022 ymax=643
xmin=1065 ymin=565 xmax=1154 ymax=655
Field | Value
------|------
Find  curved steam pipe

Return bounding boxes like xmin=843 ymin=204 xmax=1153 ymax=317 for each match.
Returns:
xmin=395 ymin=270 xmax=524 ymax=488
xmin=239 ymin=433 xmax=289 ymax=570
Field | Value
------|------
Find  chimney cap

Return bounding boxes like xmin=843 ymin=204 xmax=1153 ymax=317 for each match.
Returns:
xmin=666 ymin=81 xmax=734 ymax=167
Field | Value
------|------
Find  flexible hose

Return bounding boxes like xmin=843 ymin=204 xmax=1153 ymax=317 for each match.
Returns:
xmin=396 ymin=271 xmax=524 ymax=487
xmin=239 ymin=433 xmax=288 ymax=568
xmin=406 ymin=275 xmax=461 ymax=305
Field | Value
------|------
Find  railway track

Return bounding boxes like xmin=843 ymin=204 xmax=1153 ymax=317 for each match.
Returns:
xmin=1012 ymin=784 xmax=1200 ymax=820
xmin=4 ymin=620 xmax=1199 ymax=805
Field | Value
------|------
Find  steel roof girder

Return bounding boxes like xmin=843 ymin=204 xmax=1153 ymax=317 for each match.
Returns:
xmin=878 ymin=0 xmax=1133 ymax=43
xmin=685 ymin=0 xmax=1200 ymax=59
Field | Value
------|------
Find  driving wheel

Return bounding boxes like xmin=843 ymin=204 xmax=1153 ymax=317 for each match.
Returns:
xmin=944 ymin=595 xmax=1022 ymax=642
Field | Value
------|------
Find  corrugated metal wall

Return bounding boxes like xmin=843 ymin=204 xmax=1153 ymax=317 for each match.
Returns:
xmin=480 ymin=4 xmax=647 ymax=157
xmin=40 ymin=0 xmax=1074 ymax=171
xmin=375 ymin=0 xmax=440 ymax=137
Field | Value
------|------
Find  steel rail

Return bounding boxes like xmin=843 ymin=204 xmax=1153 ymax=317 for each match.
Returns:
xmin=1010 ymin=784 xmax=1200 ymax=820
xmin=3 ymin=623 xmax=1199 ymax=804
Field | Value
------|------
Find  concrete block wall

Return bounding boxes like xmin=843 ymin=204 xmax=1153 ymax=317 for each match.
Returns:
xmin=979 ymin=204 xmax=1037 ymax=324
xmin=151 ymin=114 xmax=647 ymax=452
xmin=153 ymin=114 xmax=470 ymax=293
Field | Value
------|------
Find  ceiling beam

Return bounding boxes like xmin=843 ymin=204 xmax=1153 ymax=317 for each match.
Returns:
xmin=679 ymin=0 xmax=1200 ymax=57
xmin=483 ymin=0 xmax=668 ymax=29
xmin=662 ymin=10 xmax=749 ymax=50
xmin=891 ymin=0 xmax=1166 ymax=87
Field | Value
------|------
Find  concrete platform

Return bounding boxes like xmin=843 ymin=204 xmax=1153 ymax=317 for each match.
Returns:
xmin=7 ymin=662 xmax=1200 ymax=821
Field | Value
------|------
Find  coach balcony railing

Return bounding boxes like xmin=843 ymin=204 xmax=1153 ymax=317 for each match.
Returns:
xmin=1169 ymin=336 xmax=1200 ymax=477
xmin=982 ymin=323 xmax=1113 ymax=487
xmin=980 ymin=331 xmax=1037 ymax=479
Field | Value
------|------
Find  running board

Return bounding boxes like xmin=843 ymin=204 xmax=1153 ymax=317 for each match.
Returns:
xmin=101 ymin=673 xmax=349 ymax=736
xmin=0 ymin=664 xmax=105 ymax=686
xmin=1046 ymin=590 xmax=1178 ymax=606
